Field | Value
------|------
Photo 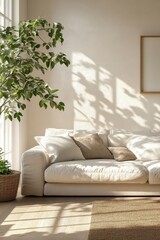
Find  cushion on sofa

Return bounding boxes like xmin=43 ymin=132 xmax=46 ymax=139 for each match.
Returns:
xmin=45 ymin=159 xmax=148 ymax=184
xmin=70 ymin=129 xmax=109 ymax=147
xmin=108 ymin=129 xmax=160 ymax=147
xmin=127 ymin=135 xmax=160 ymax=160
xmin=35 ymin=134 xmax=85 ymax=163
xmin=108 ymin=132 xmax=134 ymax=147
xmin=108 ymin=147 xmax=137 ymax=161
xmin=143 ymin=160 xmax=160 ymax=184
xmin=72 ymin=133 xmax=113 ymax=159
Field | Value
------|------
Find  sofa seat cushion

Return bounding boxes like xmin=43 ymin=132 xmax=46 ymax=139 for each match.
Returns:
xmin=45 ymin=159 xmax=148 ymax=184
xmin=143 ymin=160 xmax=160 ymax=184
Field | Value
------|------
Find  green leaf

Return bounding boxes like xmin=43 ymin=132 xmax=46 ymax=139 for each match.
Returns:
xmin=8 ymin=115 xmax=13 ymax=121
xmin=51 ymin=89 xmax=59 ymax=93
xmin=50 ymin=101 xmax=55 ymax=108
xmin=39 ymin=100 xmax=44 ymax=107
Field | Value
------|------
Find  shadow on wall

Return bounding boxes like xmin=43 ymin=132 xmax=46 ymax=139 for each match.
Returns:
xmin=71 ymin=51 xmax=160 ymax=131
xmin=27 ymin=50 xmax=160 ymax=149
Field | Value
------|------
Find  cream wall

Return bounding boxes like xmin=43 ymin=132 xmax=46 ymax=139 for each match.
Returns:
xmin=27 ymin=0 xmax=160 ymax=148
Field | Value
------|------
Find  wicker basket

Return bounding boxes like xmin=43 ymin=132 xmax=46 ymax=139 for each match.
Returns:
xmin=0 ymin=170 xmax=20 ymax=202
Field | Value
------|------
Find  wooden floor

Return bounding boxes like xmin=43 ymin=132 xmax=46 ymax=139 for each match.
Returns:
xmin=1 ymin=193 xmax=160 ymax=240
xmin=0 ymin=195 xmax=93 ymax=240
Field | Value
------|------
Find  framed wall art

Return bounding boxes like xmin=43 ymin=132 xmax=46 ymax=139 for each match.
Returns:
xmin=140 ymin=35 xmax=160 ymax=93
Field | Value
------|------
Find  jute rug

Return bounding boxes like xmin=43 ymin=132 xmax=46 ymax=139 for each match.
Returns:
xmin=88 ymin=198 xmax=160 ymax=240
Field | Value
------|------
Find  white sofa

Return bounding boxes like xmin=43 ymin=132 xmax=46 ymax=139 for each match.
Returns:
xmin=21 ymin=128 xmax=160 ymax=196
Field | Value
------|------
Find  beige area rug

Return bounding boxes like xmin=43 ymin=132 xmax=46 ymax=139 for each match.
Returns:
xmin=88 ymin=198 xmax=160 ymax=240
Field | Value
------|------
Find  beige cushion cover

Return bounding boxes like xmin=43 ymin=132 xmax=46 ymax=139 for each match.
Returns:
xmin=70 ymin=129 xmax=109 ymax=147
xmin=73 ymin=133 xmax=113 ymax=159
xmin=108 ymin=147 xmax=136 ymax=161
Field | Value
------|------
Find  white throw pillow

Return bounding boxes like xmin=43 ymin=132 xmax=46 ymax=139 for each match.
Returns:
xmin=45 ymin=128 xmax=74 ymax=136
xmin=108 ymin=129 xmax=160 ymax=147
xmin=35 ymin=134 xmax=85 ymax=163
xmin=127 ymin=135 xmax=160 ymax=160
xmin=108 ymin=132 xmax=134 ymax=147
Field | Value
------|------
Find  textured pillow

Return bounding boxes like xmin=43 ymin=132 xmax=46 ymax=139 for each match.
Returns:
xmin=70 ymin=129 xmax=109 ymax=147
xmin=108 ymin=147 xmax=136 ymax=161
xmin=127 ymin=135 xmax=160 ymax=160
xmin=35 ymin=134 xmax=85 ymax=163
xmin=72 ymin=133 xmax=113 ymax=159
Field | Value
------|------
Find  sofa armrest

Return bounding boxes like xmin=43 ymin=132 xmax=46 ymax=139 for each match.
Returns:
xmin=21 ymin=146 xmax=50 ymax=196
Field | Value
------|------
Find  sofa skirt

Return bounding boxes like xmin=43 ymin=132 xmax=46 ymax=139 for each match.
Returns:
xmin=44 ymin=183 xmax=160 ymax=196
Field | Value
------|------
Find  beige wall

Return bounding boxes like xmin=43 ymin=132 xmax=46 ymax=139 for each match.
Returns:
xmin=27 ymin=0 xmax=160 ymax=148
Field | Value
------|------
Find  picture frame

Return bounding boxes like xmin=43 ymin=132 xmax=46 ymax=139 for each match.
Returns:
xmin=140 ymin=35 xmax=160 ymax=93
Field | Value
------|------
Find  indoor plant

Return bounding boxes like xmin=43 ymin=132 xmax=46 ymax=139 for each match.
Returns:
xmin=0 ymin=147 xmax=20 ymax=201
xmin=0 ymin=18 xmax=70 ymax=201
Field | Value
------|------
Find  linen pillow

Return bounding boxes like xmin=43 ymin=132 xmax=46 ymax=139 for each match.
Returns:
xmin=127 ymin=135 xmax=160 ymax=160
xmin=70 ymin=129 xmax=109 ymax=147
xmin=35 ymin=134 xmax=85 ymax=163
xmin=108 ymin=147 xmax=136 ymax=161
xmin=72 ymin=133 xmax=113 ymax=159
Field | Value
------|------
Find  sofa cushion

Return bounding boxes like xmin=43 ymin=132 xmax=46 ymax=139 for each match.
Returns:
xmin=45 ymin=159 xmax=148 ymax=184
xmin=108 ymin=147 xmax=136 ymax=161
xmin=35 ymin=134 xmax=85 ymax=163
xmin=73 ymin=133 xmax=113 ymax=159
xmin=143 ymin=160 xmax=160 ymax=184
xmin=108 ymin=129 xmax=160 ymax=147
xmin=108 ymin=132 xmax=134 ymax=147
xmin=127 ymin=135 xmax=160 ymax=160
xmin=70 ymin=129 xmax=109 ymax=147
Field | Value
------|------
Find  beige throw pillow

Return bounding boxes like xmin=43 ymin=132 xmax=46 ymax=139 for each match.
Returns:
xmin=73 ymin=133 xmax=113 ymax=159
xmin=70 ymin=129 xmax=109 ymax=147
xmin=108 ymin=147 xmax=136 ymax=161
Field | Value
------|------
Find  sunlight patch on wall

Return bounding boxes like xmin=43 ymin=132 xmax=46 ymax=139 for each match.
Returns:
xmin=71 ymin=52 xmax=154 ymax=130
xmin=72 ymin=52 xmax=113 ymax=129
xmin=116 ymin=78 xmax=147 ymax=127
xmin=72 ymin=52 xmax=97 ymax=129
xmin=99 ymin=67 xmax=113 ymax=105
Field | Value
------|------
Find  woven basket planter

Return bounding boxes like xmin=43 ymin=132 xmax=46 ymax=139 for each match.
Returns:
xmin=0 ymin=170 xmax=20 ymax=202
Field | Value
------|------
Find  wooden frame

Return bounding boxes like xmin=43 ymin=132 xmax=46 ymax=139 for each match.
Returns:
xmin=140 ymin=35 xmax=160 ymax=93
